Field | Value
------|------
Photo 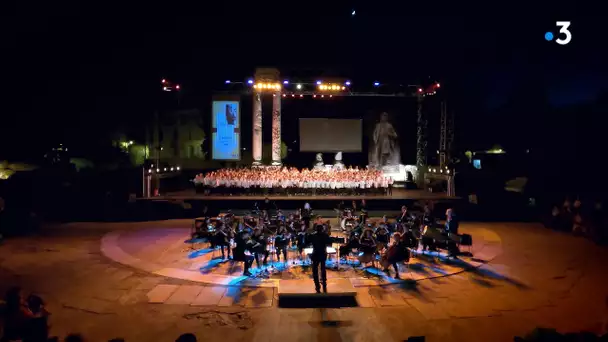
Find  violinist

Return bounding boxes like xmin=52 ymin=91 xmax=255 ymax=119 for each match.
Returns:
xmin=233 ymin=230 xmax=254 ymax=276
xmin=397 ymin=206 xmax=414 ymax=225
xmin=251 ymin=227 xmax=269 ymax=268
xmin=381 ymin=232 xmax=410 ymax=279
xmin=275 ymin=225 xmax=290 ymax=262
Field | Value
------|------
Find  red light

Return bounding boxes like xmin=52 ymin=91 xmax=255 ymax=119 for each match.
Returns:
xmin=418 ymin=88 xmax=423 ymax=93
xmin=175 ymin=84 xmax=180 ymax=90
xmin=313 ymin=95 xmax=317 ymax=98
xmin=282 ymin=94 xmax=286 ymax=97
xmin=161 ymin=79 xmax=166 ymax=83
xmin=436 ymin=83 xmax=440 ymax=88
xmin=291 ymin=94 xmax=295 ymax=97
xmin=300 ymin=94 xmax=303 ymax=98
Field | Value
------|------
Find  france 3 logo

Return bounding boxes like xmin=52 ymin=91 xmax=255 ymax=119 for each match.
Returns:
xmin=545 ymin=21 xmax=572 ymax=45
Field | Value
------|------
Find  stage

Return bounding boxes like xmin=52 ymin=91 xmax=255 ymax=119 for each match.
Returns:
xmin=101 ymin=220 xmax=503 ymax=294
xmin=151 ymin=188 xmax=456 ymax=201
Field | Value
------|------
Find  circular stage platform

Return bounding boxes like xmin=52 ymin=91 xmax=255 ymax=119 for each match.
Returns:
xmin=101 ymin=223 xmax=503 ymax=288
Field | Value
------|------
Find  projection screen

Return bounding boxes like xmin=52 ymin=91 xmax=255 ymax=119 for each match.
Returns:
xmin=299 ymin=118 xmax=362 ymax=152
xmin=211 ymin=99 xmax=241 ymax=160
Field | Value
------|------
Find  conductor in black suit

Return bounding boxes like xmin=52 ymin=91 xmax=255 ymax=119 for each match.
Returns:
xmin=309 ymin=224 xmax=332 ymax=293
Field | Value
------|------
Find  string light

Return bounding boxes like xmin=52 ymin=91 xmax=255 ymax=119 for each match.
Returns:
xmin=318 ymin=83 xmax=345 ymax=92
xmin=253 ymin=82 xmax=282 ymax=91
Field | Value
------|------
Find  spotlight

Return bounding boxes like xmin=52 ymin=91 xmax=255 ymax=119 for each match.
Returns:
xmin=313 ymin=95 xmax=317 ymax=98
xmin=148 ymin=169 xmax=152 ymax=173
xmin=374 ymin=82 xmax=380 ymax=86
xmin=175 ymin=84 xmax=180 ymax=90
xmin=342 ymin=86 xmax=345 ymax=90
xmin=176 ymin=166 xmax=180 ymax=171
xmin=247 ymin=79 xmax=253 ymax=84
xmin=156 ymin=168 xmax=160 ymax=172
xmin=283 ymin=80 xmax=289 ymax=84
xmin=329 ymin=95 xmax=333 ymax=98
xmin=225 ymin=80 xmax=231 ymax=84
xmin=321 ymin=95 xmax=325 ymax=98
xmin=316 ymin=81 xmax=322 ymax=85
xmin=164 ymin=168 xmax=167 ymax=171
xmin=282 ymin=94 xmax=286 ymax=97
xmin=161 ymin=79 xmax=166 ymax=83
xmin=171 ymin=167 xmax=174 ymax=171
xmin=446 ymin=169 xmax=450 ymax=174
xmin=345 ymin=81 xmax=351 ymax=86
xmin=291 ymin=94 xmax=295 ymax=97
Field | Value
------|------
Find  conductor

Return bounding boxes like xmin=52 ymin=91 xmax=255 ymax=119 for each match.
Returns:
xmin=309 ymin=224 xmax=332 ymax=293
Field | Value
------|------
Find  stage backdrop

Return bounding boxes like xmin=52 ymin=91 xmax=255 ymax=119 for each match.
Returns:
xmin=212 ymin=99 xmax=241 ymax=160
xmin=299 ymin=118 xmax=362 ymax=152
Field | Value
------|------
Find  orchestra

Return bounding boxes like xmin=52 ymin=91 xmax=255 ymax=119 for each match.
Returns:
xmin=189 ymin=203 xmax=465 ymax=279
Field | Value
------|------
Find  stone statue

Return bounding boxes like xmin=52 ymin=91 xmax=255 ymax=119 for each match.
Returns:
xmin=313 ymin=153 xmax=325 ymax=170
xmin=333 ymin=152 xmax=345 ymax=170
xmin=369 ymin=112 xmax=400 ymax=168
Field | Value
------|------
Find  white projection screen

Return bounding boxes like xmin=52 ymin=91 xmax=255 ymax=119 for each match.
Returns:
xmin=299 ymin=118 xmax=362 ymax=152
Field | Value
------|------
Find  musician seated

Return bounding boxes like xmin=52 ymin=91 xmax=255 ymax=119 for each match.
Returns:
xmin=214 ymin=224 xmax=233 ymax=260
xmin=233 ymin=231 xmax=254 ymax=276
xmin=444 ymin=208 xmax=459 ymax=236
xmin=359 ymin=228 xmax=376 ymax=253
xmin=382 ymin=232 xmax=410 ymax=279
xmin=422 ymin=205 xmax=435 ymax=227
xmin=375 ymin=224 xmax=390 ymax=251
xmin=422 ymin=224 xmax=439 ymax=251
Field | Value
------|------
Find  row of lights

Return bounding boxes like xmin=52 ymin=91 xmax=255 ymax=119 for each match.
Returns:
xmin=318 ymin=83 xmax=346 ymax=91
xmin=229 ymin=79 xmax=441 ymax=96
xmin=428 ymin=166 xmax=451 ymax=174
xmin=232 ymin=79 xmax=438 ymax=90
xmin=278 ymin=94 xmax=337 ymax=98
xmin=148 ymin=164 xmax=181 ymax=174
xmin=253 ymin=82 xmax=282 ymax=90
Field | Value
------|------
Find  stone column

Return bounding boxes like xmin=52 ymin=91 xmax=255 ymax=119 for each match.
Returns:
xmin=271 ymin=91 xmax=282 ymax=166
xmin=252 ymin=92 xmax=263 ymax=166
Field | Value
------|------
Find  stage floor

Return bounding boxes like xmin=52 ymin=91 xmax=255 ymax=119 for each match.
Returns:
xmin=101 ymin=220 xmax=503 ymax=290
xmin=155 ymin=188 xmax=456 ymax=201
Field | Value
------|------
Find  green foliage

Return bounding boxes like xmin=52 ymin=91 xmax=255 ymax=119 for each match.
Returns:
xmin=128 ymin=144 xmax=149 ymax=166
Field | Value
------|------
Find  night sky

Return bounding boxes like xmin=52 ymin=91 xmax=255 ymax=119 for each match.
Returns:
xmin=2 ymin=5 xmax=607 ymax=160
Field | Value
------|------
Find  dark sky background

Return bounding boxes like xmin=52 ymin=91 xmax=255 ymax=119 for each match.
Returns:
xmin=2 ymin=4 xmax=607 ymax=161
